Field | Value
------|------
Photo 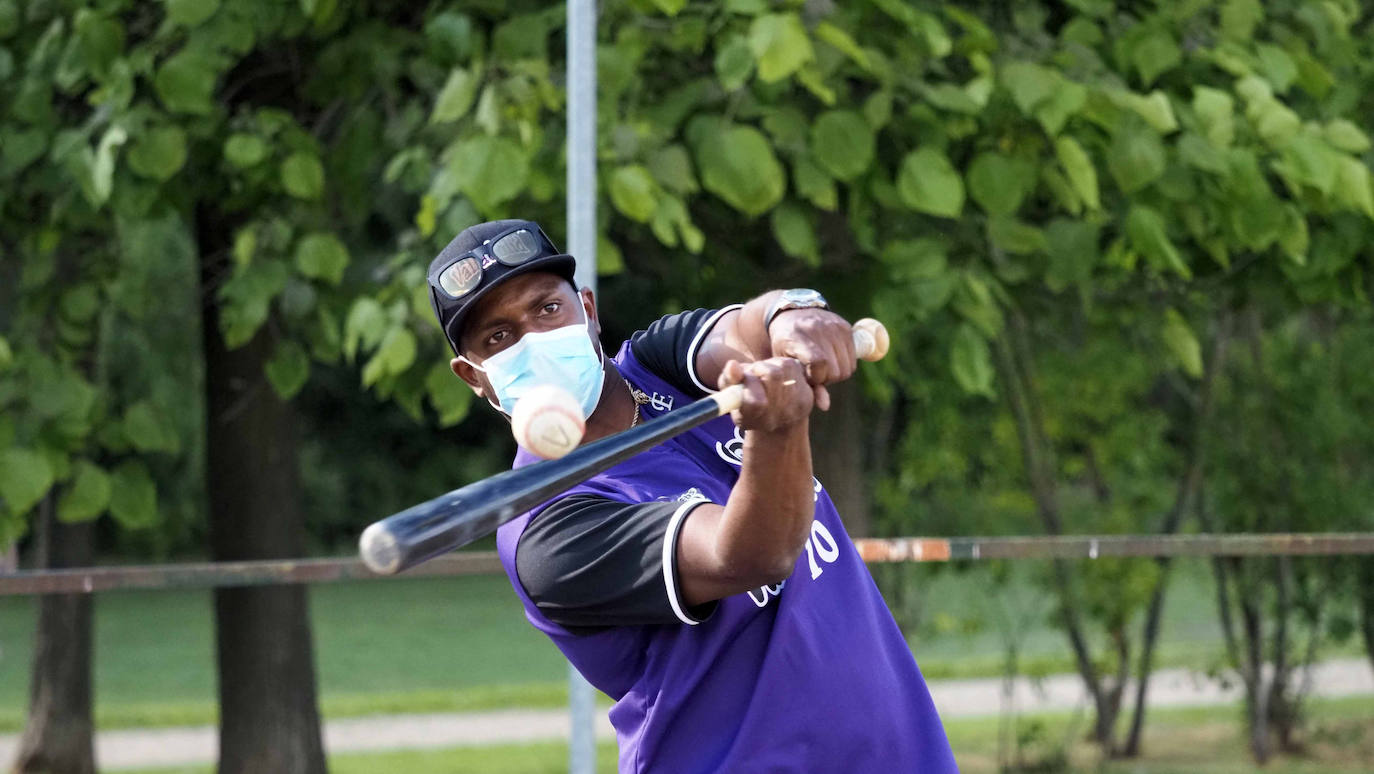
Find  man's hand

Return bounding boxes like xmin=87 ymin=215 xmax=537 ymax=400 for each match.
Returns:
xmin=717 ymin=357 xmax=813 ymax=433
xmin=766 ymin=309 xmax=857 ymax=411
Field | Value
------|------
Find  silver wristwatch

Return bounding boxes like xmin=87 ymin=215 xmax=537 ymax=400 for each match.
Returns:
xmin=763 ymin=288 xmax=829 ymax=331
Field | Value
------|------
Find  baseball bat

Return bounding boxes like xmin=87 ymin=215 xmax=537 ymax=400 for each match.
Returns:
xmin=359 ymin=318 xmax=889 ymax=575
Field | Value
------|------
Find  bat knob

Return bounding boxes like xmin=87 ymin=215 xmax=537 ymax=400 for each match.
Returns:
xmin=852 ymin=318 xmax=890 ymax=361
xmin=360 ymin=522 xmax=402 ymax=575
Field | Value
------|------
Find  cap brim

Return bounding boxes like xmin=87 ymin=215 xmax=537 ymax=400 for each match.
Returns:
xmin=445 ymin=253 xmax=578 ymax=350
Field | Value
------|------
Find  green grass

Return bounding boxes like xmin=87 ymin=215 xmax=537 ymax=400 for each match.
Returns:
xmin=114 ymin=697 xmax=1374 ymax=774
xmin=0 ymin=560 xmax=1363 ymax=731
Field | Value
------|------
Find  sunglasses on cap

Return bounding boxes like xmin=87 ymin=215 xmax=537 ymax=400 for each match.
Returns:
xmin=426 ymin=224 xmax=559 ymax=300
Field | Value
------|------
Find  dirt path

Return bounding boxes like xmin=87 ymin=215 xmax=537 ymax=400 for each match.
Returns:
xmin=2 ymin=659 xmax=1370 ymax=771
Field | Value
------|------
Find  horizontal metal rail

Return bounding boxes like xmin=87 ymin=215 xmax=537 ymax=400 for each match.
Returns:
xmin=852 ymin=532 xmax=1374 ymax=563
xmin=2 ymin=533 xmax=1373 ymax=596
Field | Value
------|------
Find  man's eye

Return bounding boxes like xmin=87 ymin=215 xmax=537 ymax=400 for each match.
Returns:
xmin=486 ymin=330 xmax=508 ymax=347
xmin=541 ymin=302 xmax=561 ymax=314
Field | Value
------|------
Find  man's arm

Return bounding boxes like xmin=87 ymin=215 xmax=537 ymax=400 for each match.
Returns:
xmin=693 ymin=291 xmax=857 ymax=411
xmin=674 ymin=355 xmax=819 ymax=606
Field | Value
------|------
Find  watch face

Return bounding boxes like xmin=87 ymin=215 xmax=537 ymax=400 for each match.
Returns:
xmin=782 ymin=288 xmax=823 ymax=304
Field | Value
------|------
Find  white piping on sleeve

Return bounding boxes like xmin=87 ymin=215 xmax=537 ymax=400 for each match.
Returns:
xmin=662 ymin=498 xmax=712 ymax=625
xmin=686 ymin=304 xmax=744 ymax=394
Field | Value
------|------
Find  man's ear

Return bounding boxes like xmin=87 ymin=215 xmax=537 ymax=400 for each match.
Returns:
xmin=450 ymin=357 xmax=486 ymax=397
xmin=580 ymin=286 xmax=601 ymax=337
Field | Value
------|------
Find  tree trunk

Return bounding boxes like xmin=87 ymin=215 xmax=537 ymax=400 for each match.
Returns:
xmin=810 ymin=378 xmax=870 ymax=536
xmin=13 ymin=493 xmax=96 ymax=774
xmin=1360 ymin=561 xmax=1374 ymax=677
xmin=202 ymin=253 xmax=327 ymax=774
xmin=1122 ymin=314 xmax=1230 ymax=757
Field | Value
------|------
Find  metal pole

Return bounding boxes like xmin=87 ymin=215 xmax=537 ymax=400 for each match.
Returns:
xmin=566 ymin=0 xmax=599 ymax=770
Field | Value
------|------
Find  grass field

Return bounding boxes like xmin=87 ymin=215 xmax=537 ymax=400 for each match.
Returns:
xmin=0 ymin=560 xmax=1362 ymax=731
xmin=115 ymin=698 xmax=1374 ymax=774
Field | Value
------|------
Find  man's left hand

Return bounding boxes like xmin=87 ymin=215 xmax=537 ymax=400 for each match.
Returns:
xmin=767 ymin=309 xmax=856 ymax=411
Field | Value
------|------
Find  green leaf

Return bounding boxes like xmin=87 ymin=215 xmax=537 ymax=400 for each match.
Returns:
xmin=344 ymin=297 xmax=387 ymax=362
xmin=90 ymin=125 xmax=127 ymax=205
xmin=1277 ymin=205 xmax=1308 ymax=264
xmin=1034 ymin=81 xmax=1086 ymax=135
xmin=1127 ymin=205 xmax=1190 ymax=278
xmin=1162 ymin=309 xmax=1203 ymax=378
xmin=426 ymin=362 xmax=472 ymax=427
xmin=987 ymin=216 xmax=1046 ymax=255
xmin=362 ymin=327 xmax=418 ymax=388
xmin=1334 ymin=156 xmax=1374 ymax=219
xmin=951 ymin=325 xmax=995 ymax=398
xmin=123 ymin=401 xmax=179 ymax=453
xmin=1044 ymin=219 xmax=1100 ymax=291
xmin=430 ymin=67 xmax=479 ymax=124
xmin=647 ymin=145 xmax=698 ymax=194
xmin=897 ymin=147 xmax=964 ymax=218
xmin=1281 ymin=132 xmax=1339 ymax=195
xmin=447 ymin=135 xmax=529 ymax=214
xmin=1131 ymin=30 xmax=1180 ymax=86
xmin=165 ymin=0 xmax=220 ymax=27
xmin=224 ymin=133 xmax=267 ymax=168
xmin=793 ymin=156 xmax=837 ymax=211
xmin=108 ymin=461 xmax=157 ymax=529
xmin=265 ymin=340 xmax=310 ymax=400
xmin=281 ymin=153 xmax=325 ymax=199
xmin=967 ymin=153 xmax=1035 ymax=216
xmin=882 ymin=238 xmax=947 ymax=279
xmin=714 ymin=35 xmax=753 ymax=90
xmin=1255 ymin=43 xmax=1296 ymax=93
xmin=770 ymin=202 xmax=819 ymax=265
xmin=58 ymin=461 xmax=111 ymax=523
xmin=0 ymin=336 xmax=11 ymax=371
xmin=1220 ymin=0 xmax=1262 ymax=41
xmin=294 ymin=232 xmax=349 ymax=285
xmin=610 ymin=165 xmax=658 ymax=223
xmin=1054 ymin=137 xmax=1100 ymax=210
xmin=154 ymin=48 xmax=218 ymax=115
xmin=1107 ymin=119 xmax=1166 ymax=193
xmin=748 ymin=13 xmax=813 ymax=83
xmin=1192 ymin=87 xmax=1234 ymax=147
xmin=1116 ymin=91 xmax=1178 ymax=134
xmin=693 ymin=124 xmax=785 ymax=217
xmin=0 ymin=448 xmax=54 ymax=516
xmin=60 ymin=285 xmax=100 ymax=324
xmin=1 ymin=127 xmax=47 ymax=176
xmin=218 ymin=260 xmax=289 ymax=348
xmin=126 ymin=125 xmax=187 ymax=181
xmin=1324 ymin=120 xmax=1371 ymax=154
xmin=813 ymin=21 xmax=869 ymax=69
xmin=811 ymin=110 xmax=875 ymax=181
xmin=1000 ymin=61 xmax=1058 ymax=115
xmin=648 ymin=0 xmax=686 ymax=14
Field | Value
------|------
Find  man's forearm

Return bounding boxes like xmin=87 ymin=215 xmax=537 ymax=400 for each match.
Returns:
xmin=712 ymin=422 xmax=816 ymax=583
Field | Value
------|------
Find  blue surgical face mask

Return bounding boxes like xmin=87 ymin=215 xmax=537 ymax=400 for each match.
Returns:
xmin=460 ymin=304 xmax=605 ymax=419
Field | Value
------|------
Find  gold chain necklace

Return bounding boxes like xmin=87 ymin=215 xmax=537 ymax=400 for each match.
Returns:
xmin=622 ymin=376 xmax=650 ymax=428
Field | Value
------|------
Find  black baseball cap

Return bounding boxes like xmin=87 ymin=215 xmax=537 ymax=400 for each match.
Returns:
xmin=426 ymin=219 xmax=577 ymax=355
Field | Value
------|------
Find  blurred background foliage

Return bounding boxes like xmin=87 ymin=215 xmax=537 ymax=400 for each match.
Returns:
xmin=1 ymin=0 xmax=1373 ymax=767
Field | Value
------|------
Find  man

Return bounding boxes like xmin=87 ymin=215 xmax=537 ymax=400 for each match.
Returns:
xmin=428 ymin=219 xmax=957 ymax=773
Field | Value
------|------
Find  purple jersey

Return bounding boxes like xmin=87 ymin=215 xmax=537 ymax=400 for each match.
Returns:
xmin=496 ymin=341 xmax=957 ymax=773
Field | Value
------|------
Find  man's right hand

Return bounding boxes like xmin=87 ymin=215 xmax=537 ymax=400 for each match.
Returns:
xmin=717 ymin=357 xmax=813 ymax=434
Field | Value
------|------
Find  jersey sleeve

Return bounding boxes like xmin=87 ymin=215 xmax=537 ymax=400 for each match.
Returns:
xmin=514 ymin=494 xmax=718 ymax=631
xmin=629 ymin=305 xmax=743 ymax=396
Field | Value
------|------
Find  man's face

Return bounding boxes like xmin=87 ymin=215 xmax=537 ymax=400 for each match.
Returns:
xmin=449 ymin=271 xmax=602 ymax=406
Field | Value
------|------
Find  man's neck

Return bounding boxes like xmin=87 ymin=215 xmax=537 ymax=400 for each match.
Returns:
xmin=581 ymin=361 xmax=637 ymax=445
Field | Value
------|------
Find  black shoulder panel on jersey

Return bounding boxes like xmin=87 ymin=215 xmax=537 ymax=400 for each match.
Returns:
xmin=628 ymin=308 xmax=721 ymax=396
xmin=515 ymin=494 xmax=715 ymax=631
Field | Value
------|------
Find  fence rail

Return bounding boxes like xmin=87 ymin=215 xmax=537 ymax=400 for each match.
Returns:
xmin=4 ymin=532 xmax=1374 ymax=596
